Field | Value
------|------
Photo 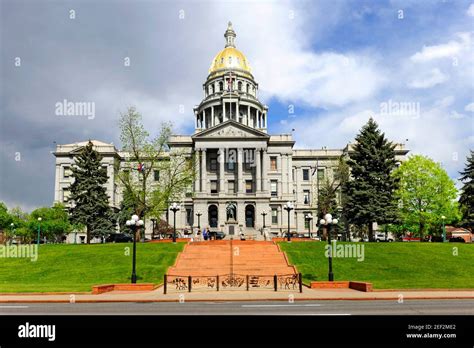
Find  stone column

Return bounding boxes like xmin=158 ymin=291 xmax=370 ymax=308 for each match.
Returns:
xmin=203 ymin=109 xmax=207 ymax=129
xmin=237 ymin=148 xmax=243 ymax=193
xmin=54 ymin=164 xmax=61 ymax=202
xmin=195 ymin=150 xmax=201 ymax=192
xmin=201 ymin=149 xmax=207 ymax=193
xmin=255 ymin=148 xmax=261 ymax=192
xmin=262 ymin=149 xmax=268 ymax=192
xmin=281 ymin=154 xmax=287 ymax=195
xmin=295 ymin=166 xmax=300 ymax=204
xmin=194 ymin=112 xmax=198 ymax=129
xmin=223 ymin=102 xmax=226 ymax=122
xmin=287 ymin=154 xmax=292 ymax=195
xmin=257 ymin=110 xmax=260 ymax=128
xmin=211 ymin=106 xmax=215 ymax=127
xmin=247 ymin=105 xmax=250 ymax=126
xmin=236 ymin=100 xmax=240 ymax=122
xmin=219 ymin=148 xmax=225 ymax=192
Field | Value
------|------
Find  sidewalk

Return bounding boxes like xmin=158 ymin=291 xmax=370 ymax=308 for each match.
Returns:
xmin=0 ymin=286 xmax=473 ymax=303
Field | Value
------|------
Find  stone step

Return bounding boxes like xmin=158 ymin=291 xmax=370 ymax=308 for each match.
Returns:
xmin=168 ymin=241 xmax=297 ymax=277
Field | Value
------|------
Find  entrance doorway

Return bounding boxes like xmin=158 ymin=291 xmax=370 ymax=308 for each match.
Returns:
xmin=208 ymin=205 xmax=218 ymax=228
xmin=245 ymin=205 xmax=255 ymax=227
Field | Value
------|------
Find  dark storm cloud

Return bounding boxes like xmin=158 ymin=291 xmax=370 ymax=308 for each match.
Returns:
xmin=0 ymin=0 xmax=226 ymax=210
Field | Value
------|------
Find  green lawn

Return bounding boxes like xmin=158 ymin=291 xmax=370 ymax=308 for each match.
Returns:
xmin=279 ymin=242 xmax=474 ymax=289
xmin=0 ymin=243 xmax=184 ymax=293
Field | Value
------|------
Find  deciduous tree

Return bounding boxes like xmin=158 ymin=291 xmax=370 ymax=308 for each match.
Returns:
xmin=392 ymin=155 xmax=460 ymax=240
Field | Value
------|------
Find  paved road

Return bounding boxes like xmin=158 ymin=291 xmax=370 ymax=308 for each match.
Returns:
xmin=0 ymin=300 xmax=473 ymax=315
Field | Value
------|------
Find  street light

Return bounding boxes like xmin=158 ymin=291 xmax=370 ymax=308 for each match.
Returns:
xmin=9 ymin=223 xmax=14 ymax=244
xmin=441 ymin=215 xmax=446 ymax=242
xmin=196 ymin=211 xmax=202 ymax=230
xmin=320 ymin=213 xmax=338 ymax=281
xmin=283 ymin=202 xmax=294 ymax=242
xmin=126 ymin=214 xmax=144 ymax=284
xmin=151 ymin=218 xmax=157 ymax=239
xmin=37 ymin=217 xmax=42 ymax=246
xmin=305 ymin=213 xmax=313 ymax=239
xmin=261 ymin=210 xmax=267 ymax=229
xmin=170 ymin=203 xmax=180 ymax=243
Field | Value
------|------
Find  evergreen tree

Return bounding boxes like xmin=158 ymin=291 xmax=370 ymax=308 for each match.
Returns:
xmin=459 ymin=150 xmax=474 ymax=231
xmin=69 ymin=141 xmax=114 ymax=243
xmin=116 ymin=187 xmax=136 ymax=233
xmin=343 ymin=118 xmax=399 ymax=241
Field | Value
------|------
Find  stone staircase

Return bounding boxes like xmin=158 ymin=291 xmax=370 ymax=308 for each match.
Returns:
xmin=167 ymin=240 xmax=297 ymax=276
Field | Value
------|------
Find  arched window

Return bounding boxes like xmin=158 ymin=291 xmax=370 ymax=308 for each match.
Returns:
xmin=219 ymin=81 xmax=223 ymax=92
xmin=246 ymin=84 xmax=250 ymax=94
xmin=238 ymin=81 xmax=242 ymax=91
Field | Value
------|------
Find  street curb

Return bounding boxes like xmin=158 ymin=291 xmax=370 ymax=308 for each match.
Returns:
xmin=0 ymin=296 xmax=473 ymax=303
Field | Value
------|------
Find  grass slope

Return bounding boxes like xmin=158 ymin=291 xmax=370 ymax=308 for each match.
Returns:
xmin=0 ymin=243 xmax=184 ymax=292
xmin=279 ymin=242 xmax=474 ymax=289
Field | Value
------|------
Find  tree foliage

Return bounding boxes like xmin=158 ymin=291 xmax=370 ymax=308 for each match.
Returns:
xmin=392 ymin=155 xmax=460 ymax=239
xmin=117 ymin=107 xmax=195 ymax=225
xmin=29 ymin=203 xmax=74 ymax=243
xmin=459 ymin=150 xmax=474 ymax=230
xmin=343 ymin=118 xmax=399 ymax=241
xmin=69 ymin=141 xmax=115 ymax=243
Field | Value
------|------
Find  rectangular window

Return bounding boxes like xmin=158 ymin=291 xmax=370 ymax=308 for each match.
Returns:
xmin=211 ymin=180 xmax=218 ymax=194
xmin=210 ymin=157 xmax=217 ymax=171
xmin=63 ymin=166 xmax=71 ymax=178
xmin=270 ymin=156 xmax=277 ymax=171
xmin=227 ymin=161 xmax=235 ymax=171
xmin=303 ymin=168 xmax=310 ymax=181
xmin=317 ymin=168 xmax=325 ymax=180
xmin=303 ymin=190 xmax=310 ymax=205
xmin=186 ymin=208 xmax=193 ymax=226
xmin=63 ymin=189 xmax=70 ymax=202
xmin=154 ymin=170 xmax=160 ymax=181
xmin=228 ymin=180 xmax=235 ymax=193
xmin=332 ymin=167 xmax=339 ymax=181
xmin=245 ymin=180 xmax=253 ymax=193
xmin=271 ymin=208 xmax=278 ymax=225
xmin=271 ymin=180 xmax=278 ymax=197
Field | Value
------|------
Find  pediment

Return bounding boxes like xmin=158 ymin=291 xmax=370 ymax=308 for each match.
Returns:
xmin=192 ymin=120 xmax=269 ymax=139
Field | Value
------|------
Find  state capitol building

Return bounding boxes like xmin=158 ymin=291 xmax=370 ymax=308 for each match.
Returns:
xmin=53 ymin=22 xmax=408 ymax=242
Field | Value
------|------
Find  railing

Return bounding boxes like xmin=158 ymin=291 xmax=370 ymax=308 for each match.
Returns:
xmin=163 ymin=273 xmax=302 ymax=294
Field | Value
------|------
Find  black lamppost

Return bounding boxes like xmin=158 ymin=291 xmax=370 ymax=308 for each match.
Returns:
xmin=196 ymin=211 xmax=202 ymax=230
xmin=9 ymin=223 xmax=14 ymax=244
xmin=441 ymin=215 xmax=446 ymax=242
xmin=283 ymin=201 xmax=294 ymax=242
xmin=170 ymin=203 xmax=180 ymax=243
xmin=261 ymin=210 xmax=267 ymax=229
xmin=320 ymin=213 xmax=338 ymax=281
xmin=36 ymin=217 xmax=42 ymax=246
xmin=305 ymin=213 xmax=313 ymax=239
xmin=126 ymin=214 xmax=144 ymax=284
xmin=151 ymin=218 xmax=157 ymax=239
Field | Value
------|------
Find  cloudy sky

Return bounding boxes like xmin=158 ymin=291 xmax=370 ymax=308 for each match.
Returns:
xmin=1 ymin=0 xmax=473 ymax=212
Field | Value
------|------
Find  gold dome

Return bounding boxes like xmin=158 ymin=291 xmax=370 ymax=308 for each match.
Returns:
xmin=208 ymin=47 xmax=251 ymax=77
xmin=208 ymin=22 xmax=252 ymax=79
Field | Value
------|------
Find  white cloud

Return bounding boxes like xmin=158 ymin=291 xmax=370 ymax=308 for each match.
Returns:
xmin=212 ymin=2 xmax=385 ymax=108
xmin=410 ymin=32 xmax=471 ymax=62
xmin=450 ymin=111 xmax=466 ymax=119
xmin=465 ymin=102 xmax=474 ymax=112
xmin=407 ymin=68 xmax=449 ymax=89
xmin=467 ymin=3 xmax=474 ymax=17
xmin=434 ymin=96 xmax=455 ymax=108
